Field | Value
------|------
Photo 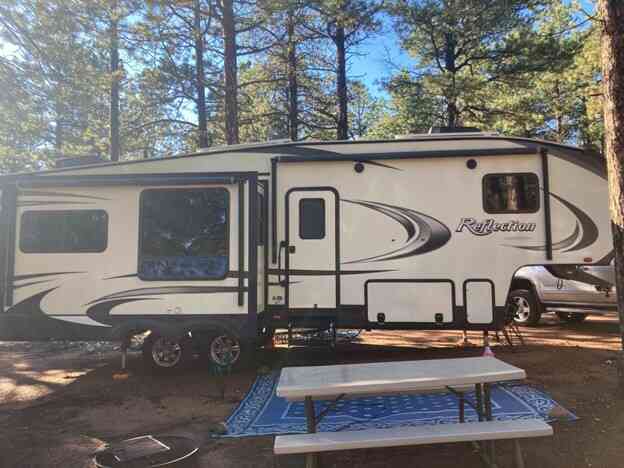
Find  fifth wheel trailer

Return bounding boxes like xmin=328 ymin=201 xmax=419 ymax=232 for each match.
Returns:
xmin=0 ymin=132 xmax=613 ymax=369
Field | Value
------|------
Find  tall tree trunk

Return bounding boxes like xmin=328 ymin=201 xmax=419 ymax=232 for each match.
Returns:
xmin=445 ymin=32 xmax=458 ymax=128
xmin=193 ymin=0 xmax=209 ymax=148
xmin=335 ymin=26 xmax=348 ymax=140
xmin=222 ymin=0 xmax=239 ymax=145
xmin=54 ymin=95 xmax=64 ymax=158
xmin=287 ymin=9 xmax=298 ymax=141
xmin=598 ymin=0 xmax=624 ymax=395
xmin=109 ymin=0 xmax=120 ymax=161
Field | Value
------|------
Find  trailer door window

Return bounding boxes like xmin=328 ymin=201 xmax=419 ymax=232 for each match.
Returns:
xmin=483 ymin=173 xmax=539 ymax=213
xmin=20 ymin=210 xmax=108 ymax=253
xmin=299 ymin=198 xmax=325 ymax=239
xmin=139 ymin=188 xmax=229 ymax=280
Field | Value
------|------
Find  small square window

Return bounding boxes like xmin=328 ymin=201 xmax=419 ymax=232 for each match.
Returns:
xmin=299 ymin=198 xmax=325 ymax=239
xmin=483 ymin=173 xmax=540 ymax=214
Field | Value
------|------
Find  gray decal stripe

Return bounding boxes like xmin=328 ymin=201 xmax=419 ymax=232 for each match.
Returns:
xmin=13 ymin=279 xmax=56 ymax=290
xmin=505 ymin=222 xmax=580 ymax=251
xmin=103 ymin=271 xmax=248 ymax=280
xmin=505 ymin=192 xmax=599 ymax=253
xmin=342 ymin=200 xmax=416 ymax=240
xmin=86 ymin=286 xmax=246 ymax=305
xmin=14 ymin=271 xmax=84 ymax=281
xmin=19 ymin=190 xmax=110 ymax=201
xmin=549 ymin=193 xmax=599 ymax=252
xmin=341 ymin=200 xmax=451 ymax=264
xmin=86 ymin=298 xmax=161 ymax=326
xmin=267 ymin=269 xmax=394 ymax=276
xmin=17 ymin=201 xmax=93 ymax=207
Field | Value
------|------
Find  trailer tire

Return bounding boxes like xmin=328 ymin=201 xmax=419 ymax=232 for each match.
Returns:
xmin=556 ymin=312 xmax=588 ymax=323
xmin=203 ymin=330 xmax=248 ymax=370
xmin=510 ymin=289 xmax=542 ymax=326
xmin=142 ymin=332 xmax=193 ymax=373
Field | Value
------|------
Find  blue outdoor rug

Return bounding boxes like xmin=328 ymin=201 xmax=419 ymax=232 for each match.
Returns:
xmin=225 ymin=372 xmax=577 ymax=437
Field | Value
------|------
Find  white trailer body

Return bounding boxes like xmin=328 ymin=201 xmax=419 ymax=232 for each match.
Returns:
xmin=0 ymin=133 xmax=612 ymax=344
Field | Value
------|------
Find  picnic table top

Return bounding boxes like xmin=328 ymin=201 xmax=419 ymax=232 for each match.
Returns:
xmin=276 ymin=356 xmax=526 ymax=400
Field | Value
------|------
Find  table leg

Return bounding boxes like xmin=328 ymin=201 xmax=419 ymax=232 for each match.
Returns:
xmin=483 ymin=383 xmax=495 ymax=465
xmin=475 ymin=384 xmax=484 ymax=421
xmin=304 ymin=396 xmax=319 ymax=468
xmin=459 ymin=392 xmax=465 ymax=423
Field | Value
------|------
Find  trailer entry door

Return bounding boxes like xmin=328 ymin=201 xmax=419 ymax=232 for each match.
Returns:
xmin=286 ymin=189 xmax=338 ymax=309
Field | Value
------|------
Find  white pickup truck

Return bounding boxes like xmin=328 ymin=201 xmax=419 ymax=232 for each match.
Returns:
xmin=509 ymin=264 xmax=616 ymax=326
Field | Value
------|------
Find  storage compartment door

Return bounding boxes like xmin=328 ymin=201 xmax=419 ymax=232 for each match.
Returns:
xmin=465 ymin=280 xmax=494 ymax=324
xmin=367 ymin=280 xmax=454 ymax=324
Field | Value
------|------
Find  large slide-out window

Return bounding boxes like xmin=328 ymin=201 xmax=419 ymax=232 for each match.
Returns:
xmin=139 ymin=188 xmax=229 ymax=280
xmin=483 ymin=173 xmax=539 ymax=214
xmin=20 ymin=210 xmax=108 ymax=253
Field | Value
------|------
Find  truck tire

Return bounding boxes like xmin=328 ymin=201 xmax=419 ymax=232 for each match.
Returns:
xmin=556 ymin=312 xmax=588 ymax=323
xmin=510 ymin=289 xmax=542 ymax=326
xmin=142 ymin=332 xmax=193 ymax=373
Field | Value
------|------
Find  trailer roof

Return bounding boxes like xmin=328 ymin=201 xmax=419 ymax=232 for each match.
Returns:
xmin=0 ymin=133 xmax=605 ymax=180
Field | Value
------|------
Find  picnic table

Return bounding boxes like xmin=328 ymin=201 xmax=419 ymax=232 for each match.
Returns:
xmin=275 ymin=356 xmax=550 ymax=468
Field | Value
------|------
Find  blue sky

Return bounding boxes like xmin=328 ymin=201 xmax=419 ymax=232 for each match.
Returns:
xmin=349 ymin=0 xmax=596 ymax=98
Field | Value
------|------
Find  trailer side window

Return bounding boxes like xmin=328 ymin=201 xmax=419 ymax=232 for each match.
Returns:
xmin=139 ymin=188 xmax=229 ymax=280
xmin=299 ymin=198 xmax=325 ymax=239
xmin=20 ymin=210 xmax=108 ymax=253
xmin=483 ymin=173 xmax=539 ymax=214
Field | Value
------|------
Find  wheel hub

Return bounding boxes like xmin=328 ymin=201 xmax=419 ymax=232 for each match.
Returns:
xmin=210 ymin=335 xmax=241 ymax=367
xmin=512 ymin=296 xmax=531 ymax=321
xmin=151 ymin=337 xmax=183 ymax=368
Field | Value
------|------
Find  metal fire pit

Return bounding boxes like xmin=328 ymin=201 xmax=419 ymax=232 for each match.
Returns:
xmin=93 ymin=435 xmax=199 ymax=468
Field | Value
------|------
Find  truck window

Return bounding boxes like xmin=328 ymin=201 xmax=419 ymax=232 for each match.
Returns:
xmin=299 ymin=198 xmax=325 ymax=239
xmin=20 ymin=210 xmax=108 ymax=253
xmin=483 ymin=173 xmax=539 ymax=214
xmin=139 ymin=188 xmax=229 ymax=280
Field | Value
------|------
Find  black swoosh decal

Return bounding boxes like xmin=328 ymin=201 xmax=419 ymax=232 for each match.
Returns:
xmin=363 ymin=161 xmax=402 ymax=171
xmin=86 ymin=298 xmax=161 ymax=326
xmin=86 ymin=286 xmax=246 ymax=305
xmin=506 ymin=192 xmax=599 ymax=253
xmin=342 ymin=200 xmax=451 ymax=263
xmin=103 ymin=271 xmax=249 ymax=280
xmin=14 ymin=271 xmax=84 ymax=281
xmin=342 ymin=200 xmax=416 ymax=240
xmin=13 ymin=279 xmax=57 ymax=290
xmin=550 ymin=193 xmax=599 ymax=252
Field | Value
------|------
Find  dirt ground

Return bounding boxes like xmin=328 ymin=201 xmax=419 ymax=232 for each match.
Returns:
xmin=1 ymin=314 xmax=623 ymax=468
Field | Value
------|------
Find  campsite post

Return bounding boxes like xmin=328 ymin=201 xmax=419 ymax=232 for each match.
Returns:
xmin=598 ymin=0 xmax=624 ymax=394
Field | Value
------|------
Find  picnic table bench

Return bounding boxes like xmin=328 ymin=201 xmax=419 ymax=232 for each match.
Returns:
xmin=274 ymin=357 xmax=552 ymax=468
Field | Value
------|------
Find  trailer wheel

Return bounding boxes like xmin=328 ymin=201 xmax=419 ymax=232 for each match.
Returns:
xmin=510 ymin=289 xmax=542 ymax=326
xmin=205 ymin=331 xmax=246 ymax=369
xmin=556 ymin=312 xmax=588 ymax=323
xmin=142 ymin=333 xmax=192 ymax=372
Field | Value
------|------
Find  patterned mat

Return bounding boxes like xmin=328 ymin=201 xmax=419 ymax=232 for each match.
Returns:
xmin=225 ymin=372 xmax=577 ymax=437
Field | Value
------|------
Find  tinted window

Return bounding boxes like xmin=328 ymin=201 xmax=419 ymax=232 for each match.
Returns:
xmin=139 ymin=188 xmax=229 ymax=280
xmin=483 ymin=173 xmax=539 ymax=213
xmin=299 ymin=198 xmax=325 ymax=239
xmin=20 ymin=210 xmax=108 ymax=253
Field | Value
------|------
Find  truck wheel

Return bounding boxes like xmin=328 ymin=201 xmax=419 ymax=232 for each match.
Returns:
xmin=556 ymin=312 xmax=588 ymax=323
xmin=142 ymin=333 xmax=192 ymax=372
xmin=510 ymin=289 xmax=542 ymax=326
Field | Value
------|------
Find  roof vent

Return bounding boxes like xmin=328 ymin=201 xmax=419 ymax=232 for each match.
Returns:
xmin=55 ymin=155 xmax=105 ymax=168
xmin=428 ymin=126 xmax=482 ymax=134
